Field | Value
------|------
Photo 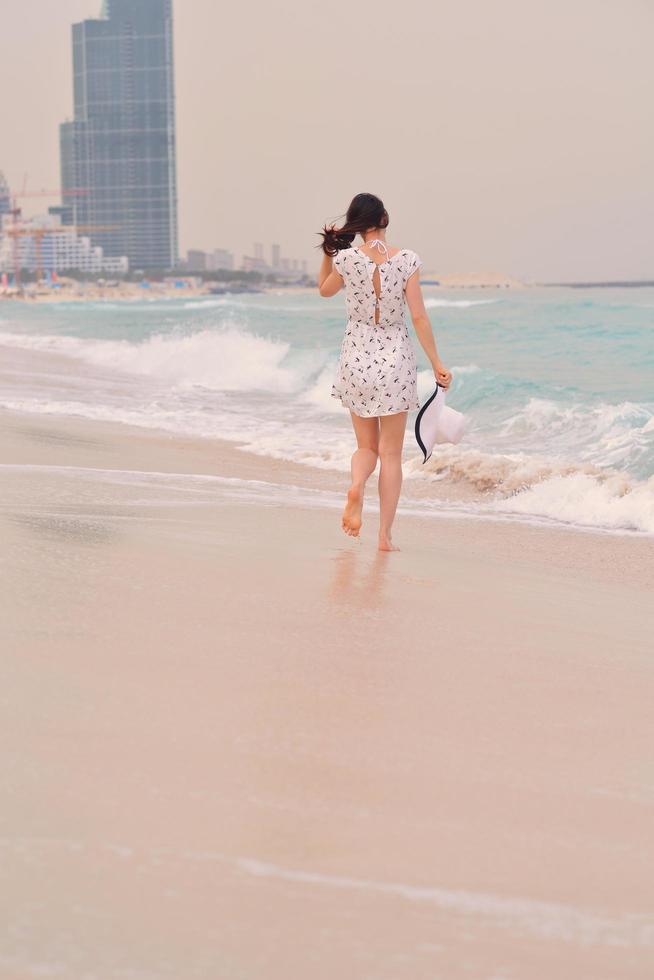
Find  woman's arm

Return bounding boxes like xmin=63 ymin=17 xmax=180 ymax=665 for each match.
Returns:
xmin=405 ymin=270 xmax=452 ymax=389
xmin=317 ymin=226 xmax=344 ymax=297
xmin=318 ymin=251 xmax=343 ymax=296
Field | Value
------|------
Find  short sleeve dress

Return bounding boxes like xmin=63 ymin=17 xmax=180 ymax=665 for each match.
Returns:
xmin=331 ymin=247 xmax=423 ymax=417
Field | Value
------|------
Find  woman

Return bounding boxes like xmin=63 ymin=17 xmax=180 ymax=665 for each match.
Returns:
xmin=318 ymin=192 xmax=452 ymax=552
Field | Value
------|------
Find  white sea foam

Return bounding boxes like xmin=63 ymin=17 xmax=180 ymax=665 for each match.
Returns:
xmin=183 ymin=297 xmax=325 ymax=314
xmin=451 ymin=363 xmax=482 ymax=374
xmin=404 ymin=446 xmax=587 ymax=493
xmin=0 ymin=396 xmax=212 ymax=435
xmin=499 ymin=397 xmax=654 ymax=471
xmin=4 ymin=836 xmax=649 ymax=948
xmin=424 ymin=297 xmax=501 ymax=308
xmin=503 ymin=397 xmax=652 ymax=435
xmin=238 ymin=858 xmax=653 ymax=947
xmin=0 ymin=462 xmax=346 ymax=511
xmin=492 ymin=471 xmax=654 ymax=534
xmin=297 ymin=362 xmax=344 ymax=414
xmin=405 ymin=445 xmax=654 ymax=533
xmin=0 ymin=327 xmax=305 ymax=394
xmin=183 ymin=298 xmax=232 ymax=309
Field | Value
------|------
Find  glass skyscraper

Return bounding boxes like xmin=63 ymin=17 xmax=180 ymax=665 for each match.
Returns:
xmin=60 ymin=0 xmax=178 ymax=270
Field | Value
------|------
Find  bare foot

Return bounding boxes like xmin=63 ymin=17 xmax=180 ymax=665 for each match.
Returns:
xmin=378 ymin=534 xmax=400 ymax=552
xmin=342 ymin=485 xmax=363 ymax=536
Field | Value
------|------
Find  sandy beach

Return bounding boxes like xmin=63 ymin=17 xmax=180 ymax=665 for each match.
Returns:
xmin=2 ymin=410 xmax=653 ymax=979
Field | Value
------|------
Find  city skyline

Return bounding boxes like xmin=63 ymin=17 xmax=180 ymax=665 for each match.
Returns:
xmin=184 ymin=241 xmax=308 ymax=278
xmin=0 ymin=0 xmax=652 ymax=280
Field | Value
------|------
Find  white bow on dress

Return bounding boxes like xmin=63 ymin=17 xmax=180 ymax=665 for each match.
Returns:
xmin=365 ymin=238 xmax=389 ymax=260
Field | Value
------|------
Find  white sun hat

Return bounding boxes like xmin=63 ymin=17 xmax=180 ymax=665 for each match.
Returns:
xmin=414 ymin=384 xmax=466 ymax=463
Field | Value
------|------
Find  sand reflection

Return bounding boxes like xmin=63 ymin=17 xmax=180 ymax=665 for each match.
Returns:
xmin=327 ymin=546 xmax=391 ymax=611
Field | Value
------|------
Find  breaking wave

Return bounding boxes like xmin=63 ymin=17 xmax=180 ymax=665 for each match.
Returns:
xmin=2 ymin=300 xmax=653 ymax=534
xmin=404 ymin=446 xmax=654 ymax=533
xmin=0 ymin=327 xmax=311 ymax=394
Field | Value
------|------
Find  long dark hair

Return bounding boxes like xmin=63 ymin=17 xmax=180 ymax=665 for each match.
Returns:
xmin=318 ymin=193 xmax=389 ymax=256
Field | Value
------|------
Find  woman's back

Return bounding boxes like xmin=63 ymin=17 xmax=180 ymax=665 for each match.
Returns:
xmin=333 ymin=246 xmax=422 ymax=328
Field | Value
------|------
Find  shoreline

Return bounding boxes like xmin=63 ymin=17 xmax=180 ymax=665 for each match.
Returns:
xmin=2 ymin=406 xmax=653 ymax=562
xmin=1 ymin=393 xmax=652 ymax=539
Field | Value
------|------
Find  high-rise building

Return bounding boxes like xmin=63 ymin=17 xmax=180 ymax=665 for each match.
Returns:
xmin=271 ymin=243 xmax=281 ymax=269
xmin=60 ymin=0 xmax=178 ymax=269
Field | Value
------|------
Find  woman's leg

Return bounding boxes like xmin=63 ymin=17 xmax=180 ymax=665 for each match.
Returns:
xmin=342 ymin=411 xmax=379 ymax=536
xmin=377 ymin=411 xmax=408 ymax=551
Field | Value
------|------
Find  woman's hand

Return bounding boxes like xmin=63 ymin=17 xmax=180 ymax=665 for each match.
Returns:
xmin=434 ymin=363 xmax=452 ymax=389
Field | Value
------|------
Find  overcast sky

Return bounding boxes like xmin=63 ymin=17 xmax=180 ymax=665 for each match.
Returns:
xmin=1 ymin=0 xmax=652 ymax=280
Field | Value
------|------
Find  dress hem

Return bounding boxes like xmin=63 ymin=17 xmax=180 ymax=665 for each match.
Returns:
xmin=331 ymin=390 xmax=419 ymax=418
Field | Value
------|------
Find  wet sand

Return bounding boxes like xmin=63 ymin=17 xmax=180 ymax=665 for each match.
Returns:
xmin=1 ymin=411 xmax=653 ymax=978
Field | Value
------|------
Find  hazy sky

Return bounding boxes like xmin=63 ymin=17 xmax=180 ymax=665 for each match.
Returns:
xmin=1 ymin=0 xmax=652 ymax=280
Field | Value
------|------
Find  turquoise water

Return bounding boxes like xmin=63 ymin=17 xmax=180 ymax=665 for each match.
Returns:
xmin=1 ymin=286 xmax=652 ymax=532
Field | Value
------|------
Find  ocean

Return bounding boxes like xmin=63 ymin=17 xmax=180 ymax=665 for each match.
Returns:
xmin=1 ymin=285 xmax=653 ymax=534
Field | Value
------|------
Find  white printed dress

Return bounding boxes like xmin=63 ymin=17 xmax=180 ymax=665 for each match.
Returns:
xmin=331 ymin=247 xmax=422 ymax=417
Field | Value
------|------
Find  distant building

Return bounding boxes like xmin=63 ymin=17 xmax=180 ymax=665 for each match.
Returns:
xmin=242 ymin=254 xmax=268 ymax=273
xmin=59 ymin=0 xmax=178 ymax=270
xmin=187 ymin=249 xmax=208 ymax=272
xmin=207 ymin=249 xmax=234 ymax=271
xmin=184 ymin=248 xmax=235 ymax=272
xmin=180 ymin=240 xmax=306 ymax=278
xmin=0 ymin=172 xmax=10 ymax=216
xmin=0 ymin=213 xmax=128 ymax=275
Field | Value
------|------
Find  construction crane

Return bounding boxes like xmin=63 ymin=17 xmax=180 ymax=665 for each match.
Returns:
xmin=0 ymin=179 xmax=89 ymax=287
xmin=0 ymin=176 xmax=89 ymax=212
xmin=5 ymin=224 xmax=119 ymax=283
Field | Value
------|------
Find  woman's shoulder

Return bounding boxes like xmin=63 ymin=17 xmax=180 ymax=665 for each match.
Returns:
xmin=402 ymin=249 xmax=423 ymax=279
xmin=385 ymin=247 xmax=417 ymax=265
xmin=333 ymin=246 xmax=357 ymax=271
